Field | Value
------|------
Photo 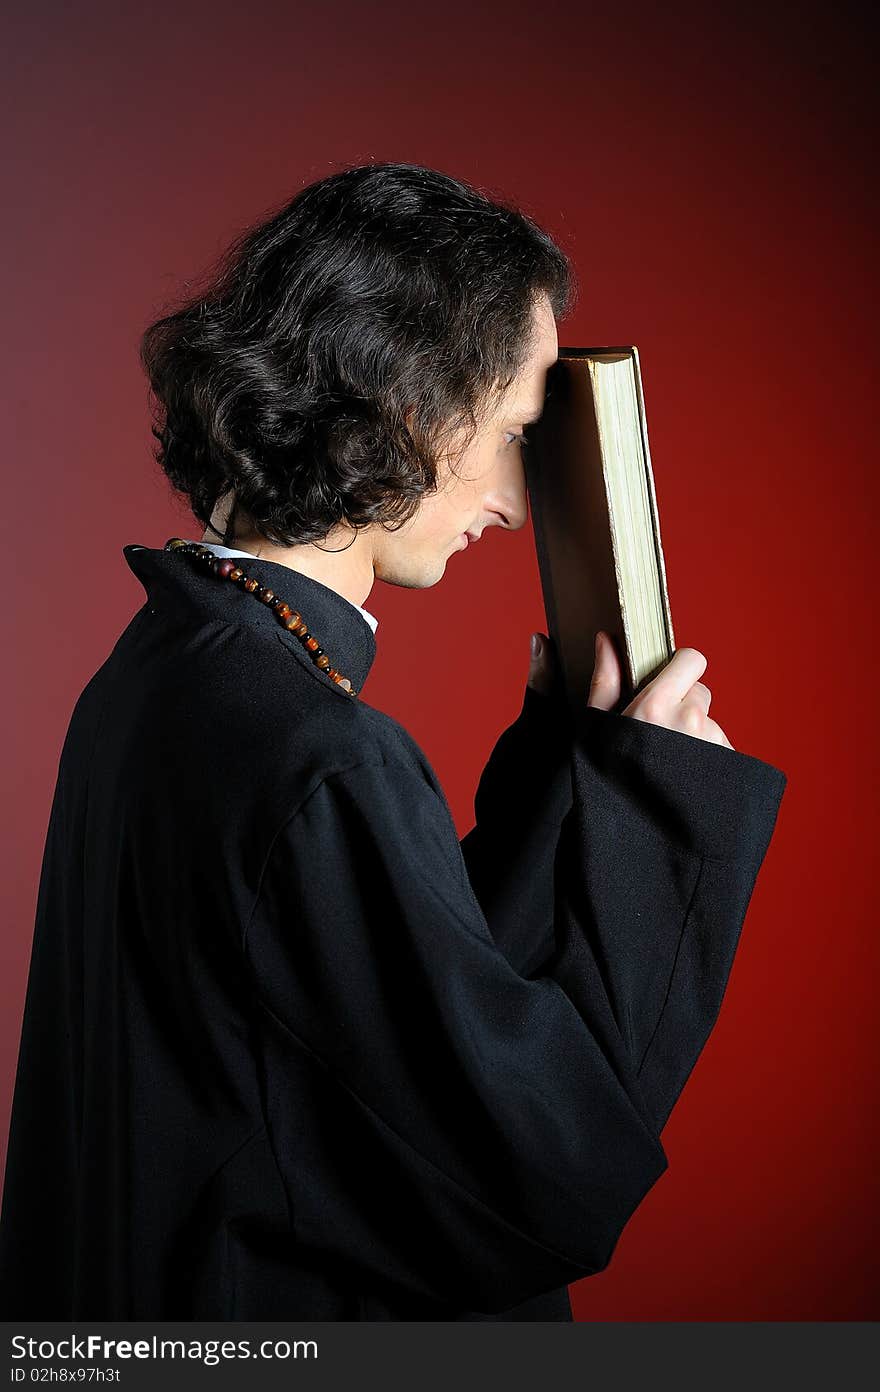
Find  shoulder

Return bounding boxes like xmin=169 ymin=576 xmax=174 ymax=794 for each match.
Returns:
xmin=187 ymin=620 xmax=446 ymax=809
xmin=253 ymin=725 xmax=473 ymax=922
xmin=281 ymin=696 xmax=447 ymax=820
xmin=94 ymin=607 xmax=452 ymax=852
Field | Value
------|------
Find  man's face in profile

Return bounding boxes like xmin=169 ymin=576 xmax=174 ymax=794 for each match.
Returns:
xmin=372 ymin=294 xmax=559 ymax=591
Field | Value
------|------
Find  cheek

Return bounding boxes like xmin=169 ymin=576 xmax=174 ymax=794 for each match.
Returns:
xmin=424 ymin=488 xmax=466 ymax=533
xmin=420 ymin=452 xmax=490 ymax=538
xmin=406 ymin=498 xmax=452 ymax=548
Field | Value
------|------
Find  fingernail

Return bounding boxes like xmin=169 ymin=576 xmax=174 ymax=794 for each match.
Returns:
xmin=530 ymin=633 xmax=541 ymax=658
xmin=595 ymin=631 xmax=602 ymax=656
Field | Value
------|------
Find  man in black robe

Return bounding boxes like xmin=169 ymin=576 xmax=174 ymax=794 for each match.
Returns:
xmin=0 ymin=162 xmax=787 ymax=1320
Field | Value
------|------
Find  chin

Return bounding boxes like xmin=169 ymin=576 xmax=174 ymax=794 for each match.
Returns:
xmin=375 ymin=554 xmax=447 ymax=591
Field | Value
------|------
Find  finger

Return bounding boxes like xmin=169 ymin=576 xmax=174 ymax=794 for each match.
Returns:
xmin=703 ymin=717 xmax=735 ymax=750
xmin=588 ymin=630 xmax=621 ymax=711
xmin=689 ymin=681 xmax=712 ymax=714
xmin=529 ymin=634 xmax=551 ymax=693
xmin=712 ymin=720 xmax=735 ymax=750
xmin=640 ymin=647 xmax=708 ymax=705
xmin=526 ymin=632 xmax=554 ymax=696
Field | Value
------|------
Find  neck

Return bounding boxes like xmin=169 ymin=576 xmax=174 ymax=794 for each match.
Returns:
xmin=200 ymin=513 xmax=377 ymax=613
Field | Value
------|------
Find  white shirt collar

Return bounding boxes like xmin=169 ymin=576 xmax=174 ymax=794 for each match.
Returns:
xmin=196 ymin=541 xmax=379 ymax=634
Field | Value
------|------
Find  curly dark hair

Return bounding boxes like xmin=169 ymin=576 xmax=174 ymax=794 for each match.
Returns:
xmin=139 ymin=161 xmax=576 ymax=546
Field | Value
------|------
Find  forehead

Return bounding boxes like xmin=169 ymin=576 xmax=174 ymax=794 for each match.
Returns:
xmin=497 ymin=305 xmax=558 ymax=421
xmin=521 ymin=296 xmax=558 ymax=377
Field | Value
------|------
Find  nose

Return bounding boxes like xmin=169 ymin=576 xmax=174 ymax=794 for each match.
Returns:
xmin=484 ymin=453 xmax=529 ymax=532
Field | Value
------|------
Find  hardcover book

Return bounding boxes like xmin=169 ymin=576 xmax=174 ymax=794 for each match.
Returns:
xmin=524 ymin=346 xmax=675 ymax=716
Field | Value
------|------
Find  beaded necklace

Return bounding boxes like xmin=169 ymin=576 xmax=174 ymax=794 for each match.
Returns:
xmin=164 ymin=538 xmax=358 ymax=697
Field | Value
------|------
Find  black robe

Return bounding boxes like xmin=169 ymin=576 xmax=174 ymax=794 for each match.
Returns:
xmin=0 ymin=542 xmax=787 ymax=1320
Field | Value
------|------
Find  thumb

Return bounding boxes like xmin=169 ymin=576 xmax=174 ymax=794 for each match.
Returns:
xmin=526 ymin=631 xmax=557 ymax=696
xmin=587 ymin=630 xmax=621 ymax=711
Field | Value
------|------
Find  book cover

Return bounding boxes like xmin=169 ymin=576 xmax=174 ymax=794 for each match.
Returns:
xmin=524 ymin=346 xmax=675 ymax=716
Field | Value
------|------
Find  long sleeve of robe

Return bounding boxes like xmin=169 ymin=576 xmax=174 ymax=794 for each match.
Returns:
xmin=460 ymin=685 xmax=786 ymax=1136
xmin=244 ymin=689 xmax=786 ymax=1319
xmin=0 ymin=543 xmax=787 ymax=1321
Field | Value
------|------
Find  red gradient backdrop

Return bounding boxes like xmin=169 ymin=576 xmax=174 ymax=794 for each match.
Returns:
xmin=2 ymin=0 xmax=876 ymax=1320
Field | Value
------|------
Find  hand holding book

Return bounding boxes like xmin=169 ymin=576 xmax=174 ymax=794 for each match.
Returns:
xmin=527 ymin=629 xmax=735 ymax=750
xmin=591 ymin=632 xmax=733 ymax=749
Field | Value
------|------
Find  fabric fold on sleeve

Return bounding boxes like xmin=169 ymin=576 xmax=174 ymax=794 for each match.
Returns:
xmin=460 ymin=684 xmax=574 ymax=977
xmin=545 ymin=701 xmax=788 ymax=1134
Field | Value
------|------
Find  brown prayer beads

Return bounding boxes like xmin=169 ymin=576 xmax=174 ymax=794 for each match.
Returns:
xmin=164 ymin=538 xmax=358 ymax=697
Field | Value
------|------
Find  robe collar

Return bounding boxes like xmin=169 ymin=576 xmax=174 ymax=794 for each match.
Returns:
xmin=123 ymin=541 xmax=378 ymax=694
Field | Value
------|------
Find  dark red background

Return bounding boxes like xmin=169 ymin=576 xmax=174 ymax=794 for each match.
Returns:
xmin=2 ymin=0 xmax=876 ymax=1319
